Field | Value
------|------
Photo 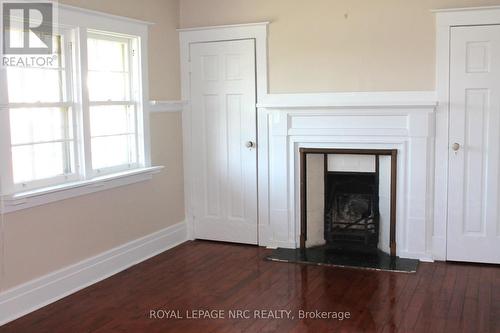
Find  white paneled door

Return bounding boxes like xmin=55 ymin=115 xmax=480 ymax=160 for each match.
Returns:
xmin=448 ymin=25 xmax=500 ymax=264
xmin=190 ymin=40 xmax=258 ymax=244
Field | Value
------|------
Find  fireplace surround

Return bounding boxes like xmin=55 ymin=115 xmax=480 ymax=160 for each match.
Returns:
xmin=255 ymin=96 xmax=436 ymax=262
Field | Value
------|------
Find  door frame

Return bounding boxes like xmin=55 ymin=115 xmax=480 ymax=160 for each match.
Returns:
xmin=434 ymin=6 xmax=500 ymax=260
xmin=178 ymin=22 xmax=269 ymax=243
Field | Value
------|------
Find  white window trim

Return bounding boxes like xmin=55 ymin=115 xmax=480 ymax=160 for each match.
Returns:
xmin=0 ymin=4 xmax=158 ymax=211
xmin=1 ymin=166 xmax=163 ymax=213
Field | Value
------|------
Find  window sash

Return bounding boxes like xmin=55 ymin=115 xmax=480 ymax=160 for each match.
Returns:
xmin=88 ymin=103 xmax=139 ymax=175
xmin=4 ymin=28 xmax=79 ymax=192
xmin=5 ymin=34 xmax=69 ymax=104
xmin=84 ymin=31 xmax=140 ymax=176
xmin=11 ymin=142 xmax=80 ymax=191
xmin=87 ymin=32 xmax=134 ymax=104
xmin=8 ymin=104 xmax=79 ymax=190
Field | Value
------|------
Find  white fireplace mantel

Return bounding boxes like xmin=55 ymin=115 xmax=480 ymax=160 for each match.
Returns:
xmin=257 ymin=91 xmax=437 ymax=109
xmin=257 ymin=93 xmax=437 ymax=261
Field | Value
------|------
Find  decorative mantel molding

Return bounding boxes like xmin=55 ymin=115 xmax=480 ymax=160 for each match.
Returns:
xmin=257 ymin=91 xmax=438 ymax=109
xmin=257 ymin=102 xmax=436 ymax=261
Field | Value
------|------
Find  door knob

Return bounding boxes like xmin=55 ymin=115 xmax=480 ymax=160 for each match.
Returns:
xmin=245 ymin=141 xmax=255 ymax=148
xmin=452 ymin=142 xmax=461 ymax=151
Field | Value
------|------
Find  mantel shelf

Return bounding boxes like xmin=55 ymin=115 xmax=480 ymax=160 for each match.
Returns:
xmin=256 ymin=92 xmax=438 ymax=109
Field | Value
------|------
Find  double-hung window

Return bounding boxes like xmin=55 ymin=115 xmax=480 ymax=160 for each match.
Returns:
xmin=5 ymin=29 xmax=78 ymax=191
xmin=87 ymin=32 xmax=140 ymax=174
xmin=0 ymin=7 xmax=151 ymax=200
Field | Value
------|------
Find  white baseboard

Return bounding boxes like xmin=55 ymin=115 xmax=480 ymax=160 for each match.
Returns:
xmin=0 ymin=221 xmax=188 ymax=326
xmin=398 ymin=250 xmax=435 ymax=262
xmin=432 ymin=235 xmax=447 ymax=261
xmin=269 ymin=240 xmax=297 ymax=249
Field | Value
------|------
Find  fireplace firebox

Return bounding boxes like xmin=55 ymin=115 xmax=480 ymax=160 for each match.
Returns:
xmin=299 ymin=148 xmax=398 ymax=257
xmin=325 ymin=171 xmax=380 ymax=253
xmin=267 ymin=147 xmax=419 ymax=272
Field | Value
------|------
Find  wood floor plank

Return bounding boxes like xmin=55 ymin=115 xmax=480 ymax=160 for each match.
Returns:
xmin=0 ymin=241 xmax=498 ymax=333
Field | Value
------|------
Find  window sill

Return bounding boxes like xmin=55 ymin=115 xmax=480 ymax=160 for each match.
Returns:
xmin=1 ymin=166 xmax=164 ymax=214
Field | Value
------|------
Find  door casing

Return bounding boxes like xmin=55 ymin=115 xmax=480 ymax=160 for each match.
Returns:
xmin=179 ymin=23 xmax=269 ymax=245
xmin=447 ymin=24 xmax=500 ymax=263
xmin=434 ymin=6 xmax=500 ymax=261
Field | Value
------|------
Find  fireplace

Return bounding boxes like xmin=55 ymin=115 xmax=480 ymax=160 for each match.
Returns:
xmin=263 ymin=102 xmax=434 ymax=271
xmin=267 ymin=147 xmax=420 ymax=272
xmin=325 ymin=171 xmax=379 ymax=253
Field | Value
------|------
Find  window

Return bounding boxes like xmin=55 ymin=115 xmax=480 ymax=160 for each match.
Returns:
xmin=5 ymin=30 xmax=78 ymax=191
xmin=0 ymin=11 xmax=149 ymax=196
xmin=87 ymin=33 xmax=139 ymax=173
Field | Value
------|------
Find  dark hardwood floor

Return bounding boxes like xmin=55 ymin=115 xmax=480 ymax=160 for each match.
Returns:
xmin=1 ymin=240 xmax=499 ymax=333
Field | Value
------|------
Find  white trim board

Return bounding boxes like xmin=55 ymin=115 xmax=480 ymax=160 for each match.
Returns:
xmin=433 ymin=6 xmax=500 ymax=260
xmin=177 ymin=21 xmax=270 ymax=32
xmin=432 ymin=5 xmax=500 ymax=13
xmin=149 ymin=100 xmax=185 ymax=113
xmin=57 ymin=3 xmax=155 ymax=26
xmin=257 ymin=92 xmax=437 ymax=109
xmin=1 ymin=166 xmax=164 ymax=214
xmin=0 ymin=222 xmax=188 ymax=326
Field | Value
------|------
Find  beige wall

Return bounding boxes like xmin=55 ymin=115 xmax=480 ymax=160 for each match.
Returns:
xmin=61 ymin=0 xmax=181 ymax=100
xmin=0 ymin=0 xmax=184 ymax=291
xmin=180 ymin=0 xmax=500 ymax=92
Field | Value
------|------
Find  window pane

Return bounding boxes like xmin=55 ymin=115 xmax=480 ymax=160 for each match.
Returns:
xmin=87 ymin=37 xmax=128 ymax=72
xmin=90 ymin=105 xmax=135 ymax=137
xmin=10 ymin=107 xmax=73 ymax=145
xmin=87 ymin=34 xmax=130 ymax=101
xmin=7 ymin=68 xmax=64 ymax=103
xmin=6 ymin=33 xmax=62 ymax=69
xmin=8 ymin=25 xmax=23 ymax=48
xmin=87 ymin=71 xmax=129 ymax=101
xmin=12 ymin=142 xmax=74 ymax=184
xmin=91 ymin=135 xmax=137 ymax=170
xmin=6 ymin=34 xmax=64 ymax=103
